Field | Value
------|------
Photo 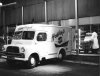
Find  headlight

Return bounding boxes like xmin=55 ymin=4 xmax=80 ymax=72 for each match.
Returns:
xmin=20 ymin=47 xmax=25 ymax=53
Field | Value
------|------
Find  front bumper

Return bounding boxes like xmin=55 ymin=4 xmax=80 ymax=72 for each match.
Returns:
xmin=0 ymin=52 xmax=28 ymax=61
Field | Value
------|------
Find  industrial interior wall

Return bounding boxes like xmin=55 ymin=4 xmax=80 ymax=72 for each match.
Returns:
xmin=5 ymin=7 xmax=22 ymax=26
xmin=0 ymin=8 xmax=1 ymax=27
xmin=3 ymin=0 xmax=100 ymax=26
xmin=23 ymin=3 xmax=45 ymax=24
xmin=47 ymin=0 xmax=75 ymax=21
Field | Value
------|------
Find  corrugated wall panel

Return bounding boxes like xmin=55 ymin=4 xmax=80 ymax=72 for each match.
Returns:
xmin=5 ymin=7 xmax=22 ymax=25
xmin=24 ymin=5 xmax=31 ymax=23
xmin=47 ymin=0 xmax=56 ymax=21
xmin=5 ymin=11 xmax=11 ymax=25
xmin=10 ymin=10 xmax=16 ymax=24
xmin=62 ymin=0 xmax=70 ymax=19
xmin=3 ymin=0 xmax=100 ymax=26
xmin=24 ymin=3 xmax=44 ymax=24
xmin=87 ymin=0 xmax=100 ymax=16
xmin=56 ymin=0 xmax=63 ymax=20
xmin=78 ymin=0 xmax=88 ymax=17
xmin=35 ymin=3 xmax=44 ymax=22
xmin=0 ymin=9 xmax=1 ymax=26
xmin=47 ymin=0 xmax=75 ymax=20
xmin=16 ymin=7 xmax=22 ymax=24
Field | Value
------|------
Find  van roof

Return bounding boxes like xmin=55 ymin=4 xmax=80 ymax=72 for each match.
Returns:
xmin=16 ymin=23 xmax=71 ymax=28
xmin=15 ymin=23 xmax=71 ymax=31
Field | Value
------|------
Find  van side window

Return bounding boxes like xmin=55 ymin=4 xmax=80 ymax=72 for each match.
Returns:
xmin=22 ymin=31 xmax=35 ymax=40
xmin=37 ymin=33 xmax=47 ymax=41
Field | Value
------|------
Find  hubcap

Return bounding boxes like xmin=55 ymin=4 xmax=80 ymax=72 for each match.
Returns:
xmin=30 ymin=58 xmax=35 ymax=65
xmin=59 ymin=53 xmax=62 ymax=59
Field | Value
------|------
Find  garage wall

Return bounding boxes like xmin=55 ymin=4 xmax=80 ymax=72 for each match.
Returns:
xmin=5 ymin=7 xmax=22 ymax=25
xmin=3 ymin=0 xmax=100 ymax=26
xmin=47 ymin=0 xmax=75 ymax=21
xmin=0 ymin=8 xmax=1 ymax=26
xmin=23 ymin=3 xmax=45 ymax=24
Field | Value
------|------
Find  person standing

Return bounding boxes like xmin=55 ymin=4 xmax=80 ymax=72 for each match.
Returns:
xmin=91 ymin=31 xmax=99 ymax=54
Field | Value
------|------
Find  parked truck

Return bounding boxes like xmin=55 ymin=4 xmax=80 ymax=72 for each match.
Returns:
xmin=0 ymin=24 xmax=75 ymax=68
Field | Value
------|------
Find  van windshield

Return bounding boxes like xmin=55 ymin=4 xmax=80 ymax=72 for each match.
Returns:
xmin=13 ymin=31 xmax=35 ymax=40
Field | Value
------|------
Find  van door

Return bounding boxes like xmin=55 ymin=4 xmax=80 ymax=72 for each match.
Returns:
xmin=35 ymin=31 xmax=57 ymax=59
xmin=35 ymin=32 xmax=49 ymax=58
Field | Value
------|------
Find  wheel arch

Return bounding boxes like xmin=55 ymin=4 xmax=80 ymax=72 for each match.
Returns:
xmin=58 ymin=48 xmax=66 ymax=58
xmin=29 ymin=53 xmax=40 ymax=63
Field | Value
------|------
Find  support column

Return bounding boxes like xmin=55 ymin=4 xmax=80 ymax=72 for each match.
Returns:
xmin=44 ymin=0 xmax=48 ymax=24
xmin=75 ymin=0 xmax=79 ymax=55
xmin=22 ymin=6 xmax=24 ymax=25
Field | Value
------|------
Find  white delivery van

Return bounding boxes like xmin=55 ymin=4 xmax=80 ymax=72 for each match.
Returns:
xmin=1 ymin=24 xmax=75 ymax=67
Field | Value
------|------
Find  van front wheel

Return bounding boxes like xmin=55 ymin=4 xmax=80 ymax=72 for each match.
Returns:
xmin=27 ymin=56 xmax=37 ymax=68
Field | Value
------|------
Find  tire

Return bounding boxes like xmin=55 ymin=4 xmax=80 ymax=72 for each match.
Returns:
xmin=58 ymin=50 xmax=66 ymax=62
xmin=27 ymin=55 xmax=37 ymax=68
xmin=58 ymin=52 xmax=63 ymax=61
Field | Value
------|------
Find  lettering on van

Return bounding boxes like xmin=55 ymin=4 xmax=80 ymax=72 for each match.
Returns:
xmin=55 ymin=41 xmax=69 ymax=47
xmin=52 ymin=29 xmax=65 ymax=41
xmin=18 ymin=26 xmax=32 ymax=31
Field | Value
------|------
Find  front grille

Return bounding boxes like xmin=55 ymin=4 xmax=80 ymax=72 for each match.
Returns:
xmin=6 ymin=46 xmax=19 ymax=53
xmin=5 ymin=52 xmax=25 ymax=58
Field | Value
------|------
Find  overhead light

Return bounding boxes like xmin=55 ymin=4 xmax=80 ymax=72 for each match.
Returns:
xmin=0 ymin=2 xmax=3 ymax=6
xmin=0 ymin=2 xmax=17 ymax=7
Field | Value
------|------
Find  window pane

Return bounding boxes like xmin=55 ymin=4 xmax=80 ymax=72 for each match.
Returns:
xmin=22 ymin=31 xmax=35 ymax=40
xmin=13 ymin=31 xmax=23 ymax=39
xmin=37 ymin=33 xmax=47 ymax=41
